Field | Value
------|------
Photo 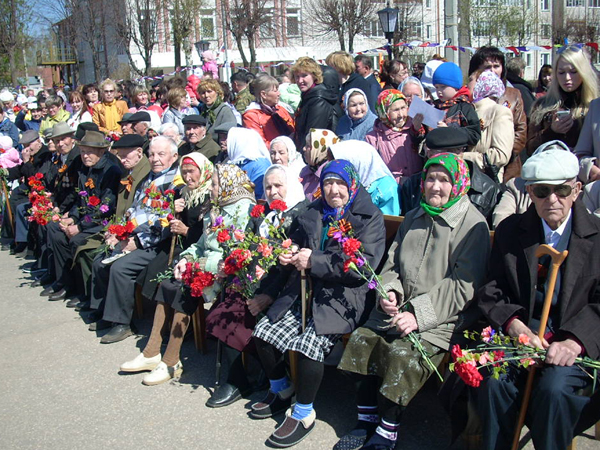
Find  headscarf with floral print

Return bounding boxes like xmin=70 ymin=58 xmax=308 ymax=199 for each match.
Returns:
xmin=179 ymin=152 xmax=214 ymax=208
xmin=305 ymin=128 xmax=340 ymax=169
xmin=375 ymin=89 xmax=407 ymax=131
xmin=473 ymin=71 xmax=506 ymax=103
xmin=319 ymin=159 xmax=360 ymax=225
xmin=214 ymin=163 xmax=256 ymax=208
xmin=420 ymin=152 xmax=470 ymax=217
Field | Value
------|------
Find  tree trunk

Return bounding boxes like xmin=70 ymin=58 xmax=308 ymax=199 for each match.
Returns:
xmin=236 ymin=35 xmax=249 ymax=69
xmin=337 ymin=31 xmax=345 ymax=52
xmin=248 ymin=33 xmax=257 ymax=72
xmin=9 ymin=0 xmax=18 ymax=86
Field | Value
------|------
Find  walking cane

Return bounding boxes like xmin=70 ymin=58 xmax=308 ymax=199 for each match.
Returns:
xmin=510 ymin=244 xmax=568 ymax=450
xmin=214 ymin=289 xmax=226 ymax=387
xmin=2 ymin=178 xmax=14 ymax=229
xmin=167 ymin=213 xmax=179 ymax=266
xmin=301 ymin=269 xmax=307 ymax=332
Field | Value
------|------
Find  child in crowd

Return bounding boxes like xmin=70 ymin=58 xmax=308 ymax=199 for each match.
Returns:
xmin=432 ymin=62 xmax=481 ymax=147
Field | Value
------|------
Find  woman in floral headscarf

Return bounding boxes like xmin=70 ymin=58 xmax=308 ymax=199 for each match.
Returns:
xmin=120 ymin=163 xmax=255 ymax=386
xmin=249 ymin=159 xmax=386 ymax=448
xmin=337 ymin=153 xmax=490 ymax=450
xmin=298 ymin=128 xmax=340 ymax=201
xmin=464 ymin=70 xmax=514 ymax=181
xmin=365 ymin=89 xmax=424 ymax=185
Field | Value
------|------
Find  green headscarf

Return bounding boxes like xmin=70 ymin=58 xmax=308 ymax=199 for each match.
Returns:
xmin=420 ymin=153 xmax=470 ymax=217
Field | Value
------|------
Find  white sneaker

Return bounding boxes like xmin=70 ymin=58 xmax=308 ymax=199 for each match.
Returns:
xmin=142 ymin=361 xmax=183 ymax=386
xmin=120 ymin=353 xmax=161 ymax=373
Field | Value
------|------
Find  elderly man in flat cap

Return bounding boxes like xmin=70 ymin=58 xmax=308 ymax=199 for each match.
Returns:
xmin=476 ymin=144 xmax=600 ymax=450
xmin=178 ymin=114 xmax=220 ymax=161
xmin=42 ymin=130 xmax=122 ymax=301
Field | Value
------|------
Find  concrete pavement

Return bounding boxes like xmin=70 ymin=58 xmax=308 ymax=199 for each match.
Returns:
xmin=0 ymin=250 xmax=599 ymax=450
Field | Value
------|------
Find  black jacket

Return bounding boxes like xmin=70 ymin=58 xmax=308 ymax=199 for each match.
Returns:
xmin=294 ymin=84 xmax=342 ymax=150
xmin=257 ymin=187 xmax=386 ymax=336
xmin=507 ymin=74 xmax=536 ymax=117
xmin=400 ymin=161 xmax=501 ymax=223
xmin=47 ymin=145 xmax=83 ymax=214
xmin=7 ymin=145 xmax=53 ymax=183
xmin=68 ymin=151 xmax=123 ymax=232
xmin=478 ymin=200 xmax=600 ymax=359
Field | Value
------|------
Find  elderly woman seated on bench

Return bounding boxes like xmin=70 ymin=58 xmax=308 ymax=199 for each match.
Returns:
xmin=336 ymin=153 xmax=491 ymax=450
xmin=248 ymin=160 xmax=386 ymax=448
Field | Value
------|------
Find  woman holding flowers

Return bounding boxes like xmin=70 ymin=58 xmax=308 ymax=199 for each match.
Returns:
xmin=336 ymin=153 xmax=490 ymax=450
xmin=135 ymin=152 xmax=214 ymax=305
xmin=203 ymin=164 xmax=309 ymax=408
xmin=120 ymin=164 xmax=255 ymax=386
xmin=249 ymin=159 xmax=386 ymax=448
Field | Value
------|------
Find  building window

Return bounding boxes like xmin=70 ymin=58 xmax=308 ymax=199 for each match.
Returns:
xmin=408 ymin=21 xmax=422 ymax=38
xmin=365 ymin=20 xmax=384 ymax=38
xmin=473 ymin=20 xmax=491 ymax=37
xmin=199 ymin=9 xmax=215 ymax=40
xmin=286 ymin=8 xmax=300 ymax=37
xmin=541 ymin=53 xmax=550 ymax=65
xmin=426 ymin=0 xmax=431 ymax=7
xmin=426 ymin=24 xmax=432 ymax=39
xmin=566 ymin=0 xmax=583 ymax=6
xmin=540 ymin=0 xmax=549 ymax=9
xmin=590 ymin=0 xmax=600 ymax=6
xmin=540 ymin=24 xmax=551 ymax=38
xmin=260 ymin=8 xmax=274 ymax=38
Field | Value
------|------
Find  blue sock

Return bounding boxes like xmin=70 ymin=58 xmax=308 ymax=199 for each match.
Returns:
xmin=269 ymin=376 xmax=290 ymax=394
xmin=291 ymin=401 xmax=313 ymax=420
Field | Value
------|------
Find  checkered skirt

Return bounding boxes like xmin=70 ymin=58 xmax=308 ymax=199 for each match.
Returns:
xmin=253 ymin=308 xmax=339 ymax=362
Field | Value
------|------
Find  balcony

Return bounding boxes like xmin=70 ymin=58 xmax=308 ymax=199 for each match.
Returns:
xmin=36 ymin=46 xmax=77 ymax=66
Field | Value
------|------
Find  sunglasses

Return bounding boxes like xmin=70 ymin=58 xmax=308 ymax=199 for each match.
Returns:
xmin=104 ymin=90 xmax=115 ymax=93
xmin=531 ymin=184 xmax=574 ymax=199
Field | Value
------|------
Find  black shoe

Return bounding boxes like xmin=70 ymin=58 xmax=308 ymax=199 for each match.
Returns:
xmin=100 ymin=324 xmax=134 ymax=344
xmin=10 ymin=242 xmax=27 ymax=256
xmin=206 ymin=382 xmax=251 ymax=408
xmin=66 ymin=297 xmax=82 ymax=308
xmin=249 ymin=386 xmax=294 ymax=419
xmin=75 ymin=301 xmax=91 ymax=312
xmin=32 ymin=274 xmax=54 ymax=287
xmin=88 ymin=319 xmax=111 ymax=331
xmin=333 ymin=426 xmax=376 ymax=450
xmin=267 ymin=408 xmax=316 ymax=448
xmin=48 ymin=288 xmax=67 ymax=301
xmin=0 ymin=243 xmax=9 ymax=251
xmin=40 ymin=285 xmax=60 ymax=296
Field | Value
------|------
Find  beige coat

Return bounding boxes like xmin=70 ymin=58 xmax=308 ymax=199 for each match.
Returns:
xmin=370 ymin=196 xmax=491 ymax=350
xmin=575 ymin=97 xmax=600 ymax=183
xmin=492 ymin=177 xmax=531 ymax=228
xmin=463 ymin=97 xmax=514 ymax=180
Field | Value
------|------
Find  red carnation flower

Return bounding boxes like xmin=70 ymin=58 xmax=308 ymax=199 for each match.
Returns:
xmin=164 ymin=189 xmax=175 ymax=196
xmin=88 ymin=196 xmax=101 ymax=207
xmin=124 ymin=221 xmax=136 ymax=233
xmin=217 ymin=229 xmax=231 ymax=243
xmin=342 ymin=238 xmax=361 ymax=256
xmin=450 ymin=344 xmax=464 ymax=361
xmin=455 ymin=362 xmax=483 ymax=388
xmin=162 ymin=200 xmax=170 ymax=209
xmin=35 ymin=172 xmax=43 ymax=180
xmin=250 ymin=204 xmax=265 ymax=218
xmin=270 ymin=200 xmax=287 ymax=212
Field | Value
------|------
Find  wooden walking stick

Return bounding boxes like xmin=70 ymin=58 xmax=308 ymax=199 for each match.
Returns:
xmin=510 ymin=244 xmax=568 ymax=450
xmin=1 ymin=178 xmax=14 ymax=229
xmin=167 ymin=213 xmax=179 ymax=266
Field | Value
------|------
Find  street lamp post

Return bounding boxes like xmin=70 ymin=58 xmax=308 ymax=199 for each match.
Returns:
xmin=377 ymin=5 xmax=400 ymax=60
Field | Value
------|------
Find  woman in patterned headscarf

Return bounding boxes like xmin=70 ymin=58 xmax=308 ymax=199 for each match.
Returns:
xmin=120 ymin=163 xmax=255 ymax=386
xmin=337 ymin=153 xmax=490 ymax=450
xmin=366 ymin=89 xmax=424 ymax=185
xmin=248 ymin=159 xmax=386 ymax=448
xmin=464 ymin=70 xmax=514 ymax=182
xmin=298 ymin=128 xmax=340 ymax=201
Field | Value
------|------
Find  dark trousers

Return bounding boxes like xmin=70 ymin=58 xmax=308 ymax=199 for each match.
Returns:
xmin=47 ymin=221 xmax=95 ymax=290
xmin=91 ymin=247 xmax=157 ymax=325
xmin=15 ymin=202 xmax=30 ymax=243
xmin=478 ymin=363 xmax=590 ymax=450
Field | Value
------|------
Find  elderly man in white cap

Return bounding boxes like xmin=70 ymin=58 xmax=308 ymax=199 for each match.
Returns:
xmin=476 ymin=143 xmax=600 ymax=450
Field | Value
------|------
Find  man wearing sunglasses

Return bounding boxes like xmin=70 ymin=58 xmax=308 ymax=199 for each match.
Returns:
xmin=476 ymin=145 xmax=600 ymax=450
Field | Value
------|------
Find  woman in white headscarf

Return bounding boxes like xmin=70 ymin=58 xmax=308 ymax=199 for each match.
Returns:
xmin=204 ymin=163 xmax=309 ymax=409
xmin=269 ymin=135 xmax=305 ymax=179
xmin=330 ymin=140 xmax=400 ymax=215
xmin=226 ymin=127 xmax=272 ymax=199
xmin=336 ymin=88 xmax=377 ymax=142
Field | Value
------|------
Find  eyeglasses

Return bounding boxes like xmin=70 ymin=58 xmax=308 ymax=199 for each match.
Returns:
xmin=104 ymin=90 xmax=115 ymax=93
xmin=531 ymin=184 xmax=574 ymax=199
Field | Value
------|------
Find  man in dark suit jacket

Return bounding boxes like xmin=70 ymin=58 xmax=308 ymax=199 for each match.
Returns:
xmin=477 ymin=147 xmax=600 ymax=450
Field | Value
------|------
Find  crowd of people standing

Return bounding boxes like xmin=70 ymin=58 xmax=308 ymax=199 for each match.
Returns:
xmin=2 ymin=44 xmax=600 ymax=450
